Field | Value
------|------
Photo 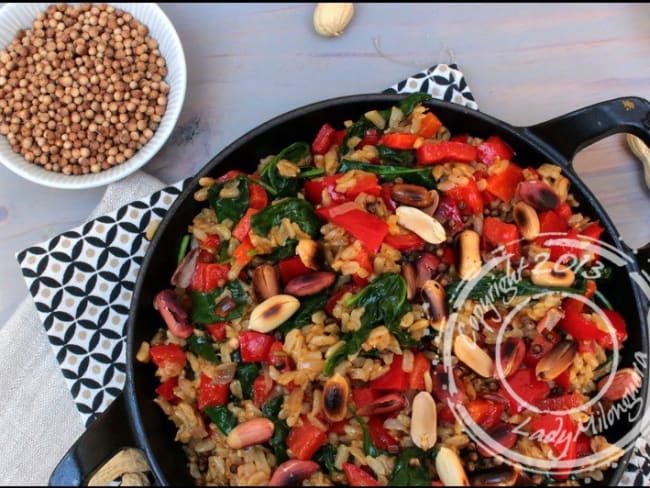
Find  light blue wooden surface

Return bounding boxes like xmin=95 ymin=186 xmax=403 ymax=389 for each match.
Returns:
xmin=2 ymin=2 xmax=650 ymax=326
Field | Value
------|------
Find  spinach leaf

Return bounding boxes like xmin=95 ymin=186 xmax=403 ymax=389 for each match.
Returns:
xmin=204 ymin=405 xmax=238 ymax=435
xmin=299 ymin=168 xmax=326 ymax=179
xmin=388 ymin=447 xmax=431 ymax=486
xmin=594 ymin=289 xmax=614 ymax=310
xmin=251 ymin=198 xmax=321 ymax=238
xmin=279 ymin=293 xmax=329 ymax=334
xmin=262 ymin=239 xmax=299 ymax=263
xmin=187 ymin=334 xmax=219 ymax=363
xmin=338 ymin=160 xmax=436 ymax=189
xmin=260 ymin=142 xmax=310 ymax=197
xmin=269 ymin=418 xmax=290 ymax=464
xmin=216 ymin=239 xmax=230 ymax=263
xmin=446 ymin=271 xmax=587 ymax=306
xmin=236 ymin=362 xmax=260 ymax=400
xmin=324 ymin=273 xmax=413 ymax=375
xmin=177 ymin=234 xmax=191 ymax=265
xmin=339 ymin=116 xmax=374 ymax=156
xmin=189 ymin=280 xmax=247 ymax=324
xmin=354 ymin=413 xmax=380 ymax=457
xmin=261 ymin=396 xmax=284 ymax=418
xmin=397 ymin=92 xmax=432 ymax=117
xmin=376 ymin=145 xmax=415 ymax=166
xmin=208 ymin=176 xmax=250 ymax=223
xmin=184 ymin=361 xmax=195 ymax=381
xmin=313 ymin=444 xmax=339 ymax=473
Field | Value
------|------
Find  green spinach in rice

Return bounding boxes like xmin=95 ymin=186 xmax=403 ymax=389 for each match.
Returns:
xmin=139 ymin=93 xmax=639 ymax=486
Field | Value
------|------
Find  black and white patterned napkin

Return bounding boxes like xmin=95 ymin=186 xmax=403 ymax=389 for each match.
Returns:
xmin=14 ymin=64 xmax=648 ymax=484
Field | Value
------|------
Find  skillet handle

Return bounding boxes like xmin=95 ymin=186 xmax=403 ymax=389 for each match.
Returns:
xmin=49 ymin=393 xmax=144 ymax=485
xmin=526 ymin=96 xmax=650 ymax=162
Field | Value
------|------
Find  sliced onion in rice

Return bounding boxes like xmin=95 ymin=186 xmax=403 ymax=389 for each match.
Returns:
xmin=213 ymin=362 xmax=237 ymax=385
xmin=171 ymin=247 xmax=199 ymax=288
xmin=328 ymin=201 xmax=361 ymax=218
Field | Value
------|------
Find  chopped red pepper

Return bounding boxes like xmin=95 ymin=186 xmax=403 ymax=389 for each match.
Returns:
xmin=199 ymin=234 xmax=221 ymax=253
xmin=554 ymin=370 xmax=571 ymax=391
xmin=464 ymin=398 xmax=504 ymax=431
xmin=380 ymin=182 xmax=397 ymax=212
xmin=358 ymin=127 xmax=380 ymax=148
xmin=304 ymin=173 xmax=380 ymax=205
xmin=476 ymin=136 xmax=514 ymax=165
xmin=286 ymin=417 xmax=327 ymax=460
xmin=150 ymin=344 xmax=186 ymax=376
xmin=205 ymin=322 xmax=227 ymax=341
xmin=596 ymin=309 xmax=628 ymax=350
xmin=190 ymin=262 xmax=230 ymax=292
xmin=325 ymin=284 xmax=357 ymax=318
xmin=316 ymin=204 xmax=388 ymax=254
xmin=416 ymin=112 xmax=442 ymax=138
xmin=555 ymin=202 xmax=573 ymax=221
xmin=529 ymin=414 xmax=577 ymax=480
xmin=499 ymin=367 xmax=550 ymax=414
xmin=252 ymin=373 xmax=274 ymax=408
xmin=215 ymin=169 xmax=243 ymax=183
xmin=231 ymin=207 xmax=260 ymax=242
xmin=484 ymin=162 xmax=524 ymax=202
xmin=444 ymin=178 xmax=484 ymax=215
xmin=352 ymin=387 xmax=377 ymax=408
xmin=342 ymin=463 xmax=381 ymax=487
xmin=197 ymin=373 xmax=230 ymax=410
xmin=232 ymin=235 xmax=255 ymax=267
xmin=524 ymin=330 xmax=561 ymax=368
xmin=575 ymin=432 xmax=593 ymax=458
xmin=267 ymin=340 xmax=291 ymax=371
xmin=155 ymin=377 xmax=178 ymax=402
xmin=239 ymin=331 xmax=275 ymax=363
xmin=311 ymin=122 xmax=338 ymax=155
xmin=378 ymin=133 xmax=419 ymax=150
xmin=370 ymin=355 xmax=408 ymax=392
xmin=416 ymin=140 xmax=477 ymax=165
xmin=367 ymin=417 xmax=400 ymax=450
xmin=248 ymin=182 xmax=268 ymax=210
xmin=558 ymin=309 xmax=607 ymax=343
xmin=536 ymin=393 xmax=584 ymax=411
xmin=434 ymin=196 xmax=464 ymax=233
xmin=482 ymin=216 xmax=521 ymax=259
xmin=384 ymin=231 xmax=426 ymax=253
xmin=408 ymin=352 xmax=432 ymax=390
xmin=538 ymin=210 xmax=570 ymax=235
xmin=278 ymin=256 xmax=312 ymax=285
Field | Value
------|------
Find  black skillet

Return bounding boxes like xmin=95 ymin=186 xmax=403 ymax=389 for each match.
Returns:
xmin=50 ymin=94 xmax=650 ymax=485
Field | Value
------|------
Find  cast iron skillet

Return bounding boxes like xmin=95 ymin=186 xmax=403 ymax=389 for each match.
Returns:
xmin=51 ymin=94 xmax=650 ymax=485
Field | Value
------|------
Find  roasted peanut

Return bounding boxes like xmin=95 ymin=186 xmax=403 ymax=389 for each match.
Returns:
xmin=154 ymin=289 xmax=193 ymax=339
xmin=391 ymin=183 xmax=434 ymax=208
xmin=171 ymin=247 xmax=199 ymax=288
xmin=410 ymin=391 xmax=437 ymax=450
xmin=530 ymin=261 xmax=575 ymax=288
xmin=248 ymin=295 xmax=301 ymax=333
xmin=497 ymin=338 xmax=526 ymax=379
xmin=597 ymin=367 xmax=642 ymax=401
xmin=436 ymin=447 xmax=469 ymax=486
xmin=458 ymin=230 xmax=482 ymax=280
xmin=268 ymin=460 xmax=320 ymax=486
xmin=215 ymin=296 xmax=237 ymax=318
xmin=253 ymin=264 xmax=280 ymax=300
xmin=518 ymin=180 xmax=560 ymax=211
xmin=416 ymin=253 xmax=439 ymax=289
xmin=512 ymin=201 xmax=540 ymax=241
xmin=536 ymin=340 xmax=577 ymax=380
xmin=420 ymin=189 xmax=440 ymax=217
xmin=396 ymin=205 xmax=446 ymax=244
xmin=422 ymin=279 xmax=447 ymax=330
xmin=454 ymin=334 xmax=494 ymax=378
xmin=470 ymin=468 xmax=519 ymax=486
xmin=323 ymin=373 xmax=349 ymax=422
xmin=357 ymin=393 xmax=406 ymax=416
xmin=284 ymin=271 xmax=336 ymax=296
xmin=226 ymin=418 xmax=275 ymax=449
xmin=402 ymin=262 xmax=417 ymax=300
xmin=296 ymin=239 xmax=322 ymax=270
xmin=536 ymin=307 xmax=564 ymax=333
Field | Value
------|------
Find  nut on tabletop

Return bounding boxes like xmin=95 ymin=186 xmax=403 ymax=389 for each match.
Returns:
xmin=313 ymin=3 xmax=354 ymax=37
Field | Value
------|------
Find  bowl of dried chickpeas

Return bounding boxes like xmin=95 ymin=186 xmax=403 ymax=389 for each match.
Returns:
xmin=0 ymin=3 xmax=186 ymax=189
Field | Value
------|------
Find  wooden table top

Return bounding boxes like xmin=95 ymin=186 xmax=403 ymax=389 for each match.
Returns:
xmin=1 ymin=2 xmax=650 ymax=326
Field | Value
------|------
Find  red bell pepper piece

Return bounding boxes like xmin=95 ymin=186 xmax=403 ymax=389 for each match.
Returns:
xmin=482 ymin=216 xmax=521 ymax=259
xmin=416 ymin=141 xmax=477 ymax=165
xmin=190 ymin=262 xmax=230 ymax=292
xmin=232 ymin=207 xmax=260 ymax=242
xmin=358 ymin=127 xmax=380 ymax=148
xmin=384 ymin=231 xmax=426 ymax=253
xmin=316 ymin=204 xmax=388 ymax=254
xmin=367 ymin=417 xmax=400 ymax=450
xmin=538 ymin=210 xmax=570 ymax=235
xmin=324 ymin=284 xmax=356 ymax=318
xmin=484 ymin=162 xmax=524 ymax=202
xmin=370 ymin=355 xmax=408 ymax=392
xmin=555 ymin=370 xmax=571 ymax=391
xmin=304 ymin=173 xmax=380 ymax=205
xmin=352 ymin=387 xmax=377 ymax=408
xmin=380 ymin=182 xmax=397 ymax=212
xmin=215 ymin=169 xmax=243 ymax=183
xmin=150 ymin=344 xmax=186 ymax=376
xmin=267 ymin=340 xmax=291 ymax=371
xmin=536 ymin=393 xmax=584 ymax=411
xmin=529 ymin=414 xmax=577 ymax=478
xmin=312 ymin=122 xmax=338 ymax=155
xmin=252 ymin=373 xmax=274 ymax=408
xmin=342 ymin=463 xmax=381 ymax=487
xmin=239 ymin=331 xmax=275 ymax=363
xmin=408 ymin=352 xmax=432 ymax=390
xmin=248 ymin=182 xmax=268 ymax=210
xmin=155 ymin=377 xmax=178 ymax=402
xmin=438 ymin=405 xmax=457 ymax=425
xmin=580 ymin=221 xmax=604 ymax=241
xmin=444 ymin=178 xmax=484 ymax=215
xmin=199 ymin=234 xmax=221 ymax=253
xmin=595 ymin=309 xmax=628 ymax=350
xmin=524 ymin=330 xmax=561 ymax=368
xmin=205 ymin=322 xmax=227 ymax=341
xmin=197 ymin=373 xmax=230 ymax=410
xmin=555 ymin=202 xmax=573 ymax=221
xmin=286 ymin=417 xmax=327 ymax=460
xmin=345 ymin=173 xmax=382 ymax=199
xmin=575 ymin=432 xmax=592 ymax=458
xmin=499 ymin=367 xmax=550 ymax=414
xmin=278 ymin=255 xmax=312 ymax=285
xmin=476 ymin=136 xmax=514 ymax=165
xmin=434 ymin=196 xmax=464 ymax=233
xmin=416 ymin=112 xmax=442 ymax=138
xmin=558 ymin=309 xmax=608 ymax=343
xmin=378 ymin=133 xmax=419 ymax=150
xmin=232 ymin=235 xmax=255 ymax=267
xmin=464 ymin=398 xmax=504 ymax=431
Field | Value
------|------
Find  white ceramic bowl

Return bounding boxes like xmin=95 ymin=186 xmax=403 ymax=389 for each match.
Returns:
xmin=0 ymin=3 xmax=186 ymax=189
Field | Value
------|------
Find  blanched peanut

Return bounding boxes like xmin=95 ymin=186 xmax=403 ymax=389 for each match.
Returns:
xmin=458 ymin=230 xmax=481 ymax=280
